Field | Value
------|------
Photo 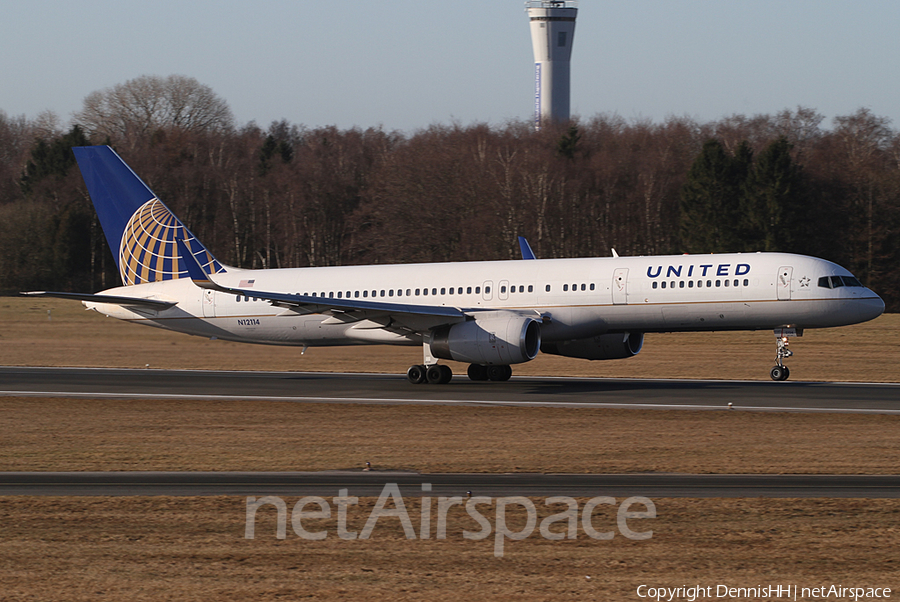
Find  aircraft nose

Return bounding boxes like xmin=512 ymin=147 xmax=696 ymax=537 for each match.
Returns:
xmin=858 ymin=294 xmax=885 ymax=323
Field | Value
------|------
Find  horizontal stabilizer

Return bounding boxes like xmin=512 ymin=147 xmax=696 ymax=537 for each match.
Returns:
xmin=20 ymin=291 xmax=176 ymax=309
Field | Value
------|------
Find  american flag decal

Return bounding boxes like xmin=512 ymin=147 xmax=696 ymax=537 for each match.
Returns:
xmin=239 ymin=279 xmax=256 ymax=287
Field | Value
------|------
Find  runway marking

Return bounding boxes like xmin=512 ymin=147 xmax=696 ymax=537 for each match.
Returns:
xmin=2 ymin=389 xmax=899 ymax=414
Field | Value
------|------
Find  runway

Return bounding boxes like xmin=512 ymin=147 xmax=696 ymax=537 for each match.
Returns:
xmin=1 ymin=366 xmax=898 ymax=413
xmin=2 ymin=471 xmax=899 ymax=497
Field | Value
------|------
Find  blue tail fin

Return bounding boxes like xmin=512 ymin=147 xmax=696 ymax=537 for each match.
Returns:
xmin=73 ymin=145 xmax=224 ymax=286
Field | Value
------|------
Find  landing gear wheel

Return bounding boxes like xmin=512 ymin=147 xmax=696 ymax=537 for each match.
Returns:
xmin=426 ymin=364 xmax=453 ymax=384
xmin=770 ymin=365 xmax=789 ymax=381
xmin=467 ymin=364 xmax=489 ymax=381
xmin=407 ymin=364 xmax=427 ymax=384
xmin=487 ymin=365 xmax=512 ymax=382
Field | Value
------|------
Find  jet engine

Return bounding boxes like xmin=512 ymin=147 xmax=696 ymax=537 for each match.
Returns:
xmin=541 ymin=332 xmax=644 ymax=361
xmin=431 ymin=315 xmax=541 ymax=365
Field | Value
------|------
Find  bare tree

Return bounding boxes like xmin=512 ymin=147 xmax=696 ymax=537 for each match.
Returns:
xmin=74 ymin=75 xmax=234 ymax=148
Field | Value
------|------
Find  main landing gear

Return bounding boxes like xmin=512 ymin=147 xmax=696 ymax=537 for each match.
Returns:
xmin=406 ymin=363 xmax=513 ymax=384
xmin=770 ymin=331 xmax=794 ymax=381
xmin=406 ymin=364 xmax=452 ymax=385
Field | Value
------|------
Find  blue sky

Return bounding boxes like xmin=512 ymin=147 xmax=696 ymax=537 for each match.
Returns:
xmin=3 ymin=1 xmax=899 ymax=133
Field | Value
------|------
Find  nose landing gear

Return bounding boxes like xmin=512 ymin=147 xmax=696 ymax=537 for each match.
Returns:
xmin=770 ymin=328 xmax=800 ymax=381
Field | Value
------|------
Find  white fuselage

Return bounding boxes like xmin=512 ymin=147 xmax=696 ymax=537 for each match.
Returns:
xmin=84 ymin=252 xmax=885 ymax=350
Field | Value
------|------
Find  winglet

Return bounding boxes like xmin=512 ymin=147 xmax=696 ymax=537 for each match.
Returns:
xmin=176 ymin=238 xmax=218 ymax=289
xmin=518 ymin=236 xmax=537 ymax=260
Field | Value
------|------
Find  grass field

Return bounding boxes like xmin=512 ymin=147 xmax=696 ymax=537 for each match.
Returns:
xmin=1 ymin=297 xmax=898 ymax=600
xmin=2 ymin=496 xmax=898 ymax=601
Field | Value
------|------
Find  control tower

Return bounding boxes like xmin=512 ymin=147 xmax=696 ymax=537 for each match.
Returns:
xmin=526 ymin=1 xmax=578 ymax=128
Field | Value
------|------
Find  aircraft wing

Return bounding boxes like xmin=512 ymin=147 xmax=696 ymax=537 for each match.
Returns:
xmin=175 ymin=239 xmax=468 ymax=330
xmin=20 ymin=291 xmax=177 ymax=309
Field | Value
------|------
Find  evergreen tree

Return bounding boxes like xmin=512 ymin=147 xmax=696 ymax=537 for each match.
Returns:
xmin=744 ymin=136 xmax=807 ymax=252
xmin=680 ymin=139 xmax=751 ymax=252
xmin=556 ymin=124 xmax=581 ymax=160
xmin=19 ymin=125 xmax=89 ymax=196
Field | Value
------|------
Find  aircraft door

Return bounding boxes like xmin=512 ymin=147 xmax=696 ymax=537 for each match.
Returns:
xmin=202 ymin=289 xmax=216 ymax=318
xmin=777 ymin=266 xmax=793 ymax=301
xmin=612 ymin=268 xmax=628 ymax=305
xmin=482 ymin=281 xmax=493 ymax=302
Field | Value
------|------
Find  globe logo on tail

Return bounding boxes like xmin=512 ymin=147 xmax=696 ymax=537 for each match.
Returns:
xmin=119 ymin=199 xmax=221 ymax=285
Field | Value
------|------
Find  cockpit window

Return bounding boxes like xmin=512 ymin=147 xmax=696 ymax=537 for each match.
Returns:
xmin=843 ymin=276 xmax=863 ymax=287
xmin=830 ymin=276 xmax=845 ymax=288
xmin=818 ymin=276 xmax=831 ymax=289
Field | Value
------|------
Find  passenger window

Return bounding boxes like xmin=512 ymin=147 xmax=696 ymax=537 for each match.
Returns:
xmin=529 ymin=285 xmax=534 ymax=293
xmin=329 ymin=292 xmax=334 ymax=298
xmin=697 ymin=280 xmax=703 ymax=288
xmin=363 ymin=290 xmax=368 ymax=297
xmin=724 ymin=280 xmax=729 ymax=287
xmin=831 ymin=276 xmax=844 ymax=288
xmin=563 ymin=284 xmax=568 ymax=292
xmin=670 ymin=281 xmax=675 ymax=289
xmin=545 ymin=285 xmax=550 ymax=292
xmin=388 ymin=290 xmax=393 ymax=297
xmin=743 ymin=279 xmax=749 ymax=287
xmin=661 ymin=282 xmax=667 ymax=289
xmin=236 ymin=295 xmax=241 ymax=302
xmin=337 ymin=292 xmax=342 ymax=298
xmin=407 ymin=289 xmax=412 ymax=296
xmin=423 ymin=288 xmax=428 ymax=296
xmin=355 ymin=291 xmax=359 ymax=298
xmin=449 ymin=287 xmax=454 ymax=295
xmin=475 ymin=287 xmax=481 ymax=294
xmin=380 ymin=290 xmax=385 ymax=297
xmin=467 ymin=287 xmax=472 ymax=294
xmin=688 ymin=281 xmax=694 ymax=288
xmin=589 ymin=283 xmax=594 ymax=291
xmin=581 ymin=284 xmax=585 ymax=291
xmin=415 ymin=288 xmax=420 ymax=296
xmin=652 ymin=282 xmax=658 ymax=289
xmin=485 ymin=286 xmax=491 ymax=294
xmin=679 ymin=281 xmax=685 ymax=288
xmin=733 ymin=280 xmax=738 ymax=287
xmin=501 ymin=286 xmax=507 ymax=294
xmin=519 ymin=286 xmax=524 ymax=293
xmin=458 ymin=287 xmax=463 ymax=294
xmin=440 ymin=288 xmax=446 ymax=295
xmin=715 ymin=280 xmax=721 ymax=287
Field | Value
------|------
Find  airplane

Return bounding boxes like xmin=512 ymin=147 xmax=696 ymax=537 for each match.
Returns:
xmin=24 ymin=145 xmax=885 ymax=384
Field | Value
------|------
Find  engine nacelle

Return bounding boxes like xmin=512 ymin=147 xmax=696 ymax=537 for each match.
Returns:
xmin=431 ymin=316 xmax=541 ymax=365
xmin=541 ymin=332 xmax=644 ymax=361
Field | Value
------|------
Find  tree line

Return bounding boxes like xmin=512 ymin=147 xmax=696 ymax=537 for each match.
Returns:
xmin=1 ymin=76 xmax=898 ymax=309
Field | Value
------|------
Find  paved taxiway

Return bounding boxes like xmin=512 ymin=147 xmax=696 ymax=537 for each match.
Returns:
xmin=1 ymin=366 xmax=898 ymax=413
xmin=2 ymin=472 xmax=899 ymax=497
